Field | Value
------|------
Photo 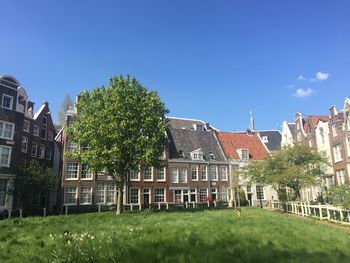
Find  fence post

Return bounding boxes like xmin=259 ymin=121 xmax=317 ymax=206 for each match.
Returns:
xmin=340 ymin=209 xmax=344 ymax=222
xmin=166 ymin=202 xmax=169 ymax=210
xmin=318 ymin=204 xmax=323 ymax=221
xmin=19 ymin=209 xmax=23 ymax=218
xmin=158 ymin=203 xmax=161 ymax=210
xmin=8 ymin=209 xmax=11 ymax=219
xmin=139 ymin=203 xmax=142 ymax=211
xmin=207 ymin=201 xmax=210 ymax=208
xmin=43 ymin=208 xmax=47 ymax=217
xmin=65 ymin=205 xmax=68 ymax=215
xmin=214 ymin=201 xmax=217 ymax=207
xmin=130 ymin=204 xmax=133 ymax=211
xmin=185 ymin=202 xmax=188 ymax=208
xmin=98 ymin=204 xmax=101 ymax=213
xmin=326 ymin=206 xmax=330 ymax=220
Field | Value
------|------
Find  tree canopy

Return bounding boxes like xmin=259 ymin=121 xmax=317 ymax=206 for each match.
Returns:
xmin=67 ymin=75 xmax=169 ymax=214
xmin=243 ymin=145 xmax=328 ymax=201
xmin=57 ymin=94 xmax=74 ymax=125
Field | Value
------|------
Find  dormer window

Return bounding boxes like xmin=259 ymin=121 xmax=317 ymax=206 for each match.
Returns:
xmin=237 ymin=148 xmax=249 ymax=160
xmin=42 ymin=116 xmax=47 ymax=125
xmin=209 ymin=152 xmax=215 ymax=160
xmin=262 ymin=136 xmax=268 ymax=143
xmin=191 ymin=149 xmax=203 ymax=160
xmin=178 ymin=150 xmax=185 ymax=158
xmin=194 ymin=124 xmax=204 ymax=131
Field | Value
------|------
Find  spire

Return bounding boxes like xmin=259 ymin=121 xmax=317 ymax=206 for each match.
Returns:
xmin=250 ymin=111 xmax=255 ymax=131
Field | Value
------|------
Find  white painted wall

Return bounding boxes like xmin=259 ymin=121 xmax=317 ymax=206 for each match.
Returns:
xmin=281 ymin=121 xmax=294 ymax=147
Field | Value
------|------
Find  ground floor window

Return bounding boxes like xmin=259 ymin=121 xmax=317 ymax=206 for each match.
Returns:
xmin=107 ymin=183 xmax=116 ymax=204
xmin=199 ymin=189 xmax=208 ymax=202
xmin=256 ymin=186 xmax=264 ymax=200
xmin=174 ymin=189 xmax=182 ymax=203
xmin=0 ymin=179 xmax=8 ymax=206
xmin=64 ymin=187 xmax=77 ymax=205
xmin=96 ymin=183 xmax=105 ymax=204
xmin=220 ymin=189 xmax=227 ymax=201
xmin=190 ymin=188 xmax=197 ymax=202
xmin=80 ymin=187 xmax=92 ymax=204
xmin=154 ymin=188 xmax=165 ymax=203
xmin=95 ymin=182 xmax=117 ymax=204
xmin=130 ymin=188 xmax=139 ymax=204
xmin=211 ymin=188 xmax=217 ymax=201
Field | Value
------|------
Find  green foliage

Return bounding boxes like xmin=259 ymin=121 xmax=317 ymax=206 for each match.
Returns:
xmin=244 ymin=145 xmax=327 ymax=200
xmin=11 ymin=161 xmax=58 ymax=211
xmin=327 ymin=184 xmax=350 ymax=209
xmin=67 ymin=75 xmax=169 ymax=213
xmin=1 ymin=209 xmax=350 ymax=262
xmin=57 ymin=94 xmax=74 ymax=125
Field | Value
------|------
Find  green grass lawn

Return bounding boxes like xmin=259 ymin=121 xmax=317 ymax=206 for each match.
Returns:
xmin=1 ymin=207 xmax=350 ymax=263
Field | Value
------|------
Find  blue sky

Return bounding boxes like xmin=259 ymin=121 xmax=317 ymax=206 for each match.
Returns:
xmin=1 ymin=0 xmax=349 ymax=131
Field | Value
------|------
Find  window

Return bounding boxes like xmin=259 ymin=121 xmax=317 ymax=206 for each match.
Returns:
xmin=220 ymin=167 xmax=228 ymax=181
xmin=48 ymin=131 xmax=53 ymax=141
xmin=154 ymin=188 xmax=165 ymax=203
xmin=39 ymin=144 xmax=45 ymax=159
xmin=262 ymin=136 xmax=268 ymax=143
xmin=238 ymin=149 xmax=249 ymax=160
xmin=190 ymin=189 xmax=197 ymax=202
xmin=67 ymin=140 xmax=78 ymax=151
xmin=33 ymin=125 xmax=39 ymax=136
xmin=106 ymin=183 xmax=116 ymax=203
xmin=130 ymin=188 xmax=139 ymax=204
xmin=171 ymin=168 xmax=178 ymax=183
xmin=332 ymin=124 xmax=337 ymax=137
xmin=0 ymin=146 xmax=12 ymax=167
xmin=191 ymin=149 xmax=203 ymax=160
xmin=64 ymin=187 xmax=77 ymax=205
xmin=210 ymin=166 xmax=218 ymax=181
xmin=211 ymin=188 xmax=217 ymax=201
xmin=81 ymin=164 xmax=93 ymax=179
xmin=199 ymin=189 xmax=208 ymax=202
xmin=336 ymin=170 xmax=345 ymax=185
xmin=143 ymin=167 xmax=152 ymax=181
xmin=96 ymin=183 xmax=105 ymax=204
xmin=40 ymin=128 xmax=47 ymax=139
xmin=66 ymin=162 xmax=78 ymax=179
xmin=45 ymin=147 xmax=52 ymax=160
xmin=179 ymin=168 xmax=187 ymax=183
xmin=220 ymin=189 xmax=227 ymax=201
xmin=201 ymin=166 xmax=208 ymax=181
xmin=21 ymin=136 xmax=28 ymax=153
xmin=23 ymin=120 xmax=30 ymax=132
xmin=80 ymin=187 xmax=92 ymax=204
xmin=156 ymin=167 xmax=166 ymax=181
xmin=333 ymin=144 xmax=343 ymax=162
xmin=0 ymin=179 xmax=8 ymax=206
xmin=42 ymin=116 xmax=47 ymax=125
xmin=256 ymin=186 xmax=264 ymax=200
xmin=247 ymin=186 xmax=252 ymax=192
xmin=31 ymin=142 xmax=38 ymax=157
xmin=174 ymin=189 xmax=182 ymax=203
xmin=319 ymin=127 xmax=325 ymax=144
xmin=129 ymin=170 xmax=140 ymax=181
xmin=191 ymin=166 xmax=198 ymax=181
xmin=0 ymin=121 xmax=14 ymax=140
xmin=2 ymin=94 xmax=13 ymax=109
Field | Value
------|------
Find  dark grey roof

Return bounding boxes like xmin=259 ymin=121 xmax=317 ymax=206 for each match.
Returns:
xmin=167 ymin=128 xmax=226 ymax=161
xmin=258 ymin=130 xmax=282 ymax=151
xmin=167 ymin=117 xmax=218 ymax=131
xmin=287 ymin=123 xmax=296 ymax=140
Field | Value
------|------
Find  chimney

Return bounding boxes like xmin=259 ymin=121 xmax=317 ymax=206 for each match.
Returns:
xmin=329 ymin=106 xmax=337 ymax=117
xmin=250 ymin=111 xmax=255 ymax=131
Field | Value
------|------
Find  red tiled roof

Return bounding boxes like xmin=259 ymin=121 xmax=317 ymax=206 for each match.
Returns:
xmin=303 ymin=115 xmax=329 ymax=131
xmin=217 ymin=132 xmax=269 ymax=160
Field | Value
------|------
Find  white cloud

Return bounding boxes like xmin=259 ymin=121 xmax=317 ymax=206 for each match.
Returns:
xmin=297 ymin=75 xmax=307 ymax=80
xmin=287 ymin=84 xmax=294 ymax=89
xmin=316 ymin=72 xmax=330 ymax=81
xmin=293 ymin=88 xmax=316 ymax=98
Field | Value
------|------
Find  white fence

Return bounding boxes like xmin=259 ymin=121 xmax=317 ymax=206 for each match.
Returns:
xmin=270 ymin=201 xmax=350 ymax=225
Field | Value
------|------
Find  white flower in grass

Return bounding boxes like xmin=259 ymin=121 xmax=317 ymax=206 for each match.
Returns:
xmin=91 ymin=236 xmax=95 ymax=240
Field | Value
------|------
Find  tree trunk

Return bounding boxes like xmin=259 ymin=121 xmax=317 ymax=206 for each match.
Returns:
xmin=116 ymin=185 xmax=124 ymax=215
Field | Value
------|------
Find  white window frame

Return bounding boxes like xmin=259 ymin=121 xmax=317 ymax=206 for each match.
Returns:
xmin=201 ymin=166 xmax=208 ymax=181
xmin=31 ymin=142 xmax=38 ymax=157
xmin=1 ymin=94 xmax=13 ymax=110
xmin=199 ymin=188 xmax=208 ymax=202
xmin=190 ymin=188 xmax=197 ymax=203
xmin=40 ymin=128 xmax=47 ymax=140
xmin=332 ymin=124 xmax=337 ymax=137
xmin=0 ymin=121 xmax=15 ymax=140
xmin=143 ymin=167 xmax=153 ymax=181
xmin=154 ymin=188 xmax=165 ymax=203
xmin=23 ymin=120 xmax=30 ymax=132
xmin=64 ymin=187 xmax=77 ymax=205
xmin=191 ymin=149 xmax=204 ymax=160
xmin=130 ymin=188 xmax=140 ymax=204
xmin=220 ymin=189 xmax=228 ymax=201
xmin=129 ymin=169 xmax=140 ymax=181
xmin=0 ymin=146 xmax=12 ymax=167
xmin=171 ymin=168 xmax=179 ymax=183
xmin=156 ymin=167 xmax=166 ymax=182
xmin=191 ymin=165 xmax=198 ymax=181
xmin=0 ymin=179 xmax=9 ymax=207
xmin=333 ymin=144 xmax=343 ymax=163
xmin=336 ymin=170 xmax=345 ymax=185
xmin=81 ymin=164 xmax=93 ymax=180
xmin=220 ymin=166 xmax=228 ymax=181
xmin=210 ymin=165 xmax=218 ymax=181
xmin=65 ymin=162 xmax=78 ymax=180
xmin=256 ymin=185 xmax=265 ymax=200
xmin=106 ymin=183 xmax=116 ymax=204
xmin=39 ymin=144 xmax=45 ymax=159
xmin=80 ymin=187 xmax=93 ymax=205
xmin=179 ymin=168 xmax=188 ymax=183
xmin=33 ymin=125 xmax=39 ymax=136
xmin=96 ymin=183 xmax=105 ymax=204
xmin=21 ymin=136 xmax=28 ymax=153
xmin=211 ymin=188 xmax=217 ymax=200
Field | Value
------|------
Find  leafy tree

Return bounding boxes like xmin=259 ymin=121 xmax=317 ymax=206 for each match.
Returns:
xmin=57 ymin=94 xmax=74 ymax=125
xmin=327 ymin=184 xmax=350 ymax=209
xmin=11 ymin=161 xmax=58 ymax=212
xmin=243 ymin=145 xmax=327 ymax=201
xmin=67 ymin=75 xmax=169 ymax=214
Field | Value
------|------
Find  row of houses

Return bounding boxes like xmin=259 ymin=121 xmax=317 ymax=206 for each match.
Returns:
xmin=281 ymin=98 xmax=350 ymax=201
xmin=0 ymin=75 xmax=281 ymax=213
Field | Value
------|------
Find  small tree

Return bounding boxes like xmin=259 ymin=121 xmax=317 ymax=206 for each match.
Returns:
xmin=57 ymin=94 xmax=74 ymax=125
xmin=327 ymin=184 xmax=350 ymax=209
xmin=67 ymin=75 xmax=169 ymax=214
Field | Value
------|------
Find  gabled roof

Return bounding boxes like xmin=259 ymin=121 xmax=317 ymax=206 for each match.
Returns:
xmin=287 ymin=123 xmax=296 ymax=138
xmin=217 ymin=132 xmax=269 ymax=160
xmin=306 ymin=116 xmax=329 ymax=129
xmin=167 ymin=128 xmax=226 ymax=161
xmin=257 ymin=130 xmax=282 ymax=151
xmin=167 ymin=117 xmax=219 ymax=131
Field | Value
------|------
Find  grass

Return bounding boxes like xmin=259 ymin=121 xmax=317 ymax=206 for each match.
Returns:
xmin=1 ymin=207 xmax=350 ymax=262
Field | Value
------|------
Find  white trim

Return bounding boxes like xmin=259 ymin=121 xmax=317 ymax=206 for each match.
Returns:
xmin=191 ymin=165 xmax=199 ymax=181
xmin=156 ymin=167 xmax=166 ymax=182
xmin=1 ymin=94 xmax=14 ymax=110
xmin=129 ymin=187 xmax=140 ymax=204
xmin=21 ymin=136 xmax=28 ymax=153
xmin=63 ymin=186 xmax=78 ymax=205
xmin=171 ymin=168 xmax=179 ymax=183
xmin=23 ymin=120 xmax=30 ymax=132
xmin=79 ymin=186 xmax=93 ymax=205
xmin=33 ymin=125 xmax=39 ymax=136
xmin=143 ymin=167 xmax=153 ymax=181
xmin=0 ymin=120 xmax=15 ymax=140
xmin=0 ymin=146 xmax=12 ymax=167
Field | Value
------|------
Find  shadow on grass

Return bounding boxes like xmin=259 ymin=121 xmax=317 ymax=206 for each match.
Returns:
xmin=126 ymin=232 xmax=347 ymax=263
